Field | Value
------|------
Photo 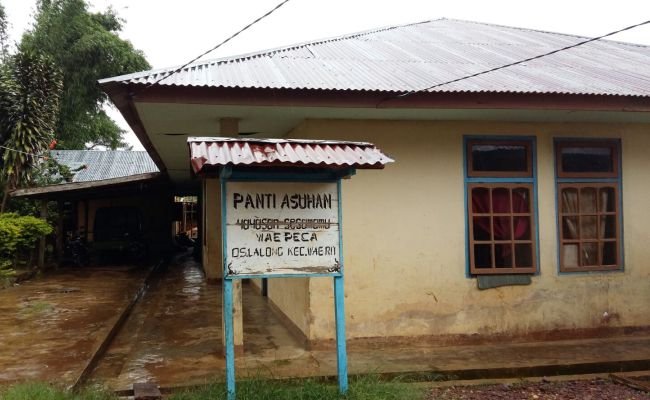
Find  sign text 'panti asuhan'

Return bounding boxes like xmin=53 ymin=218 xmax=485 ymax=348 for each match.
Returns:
xmin=225 ymin=181 xmax=340 ymax=277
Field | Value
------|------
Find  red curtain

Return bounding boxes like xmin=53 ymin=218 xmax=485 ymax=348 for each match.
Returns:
xmin=472 ymin=188 xmax=529 ymax=259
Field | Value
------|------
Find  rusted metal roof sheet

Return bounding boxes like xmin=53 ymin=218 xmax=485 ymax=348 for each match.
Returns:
xmin=188 ymin=137 xmax=394 ymax=173
xmin=51 ymin=150 xmax=159 ymax=182
xmin=100 ymin=19 xmax=650 ymax=97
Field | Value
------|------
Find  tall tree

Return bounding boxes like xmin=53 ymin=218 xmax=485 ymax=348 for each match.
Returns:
xmin=0 ymin=51 xmax=63 ymax=211
xmin=0 ymin=1 xmax=8 ymax=62
xmin=20 ymin=0 xmax=150 ymax=149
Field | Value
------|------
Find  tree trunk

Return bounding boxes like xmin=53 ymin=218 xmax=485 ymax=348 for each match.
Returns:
xmin=38 ymin=200 xmax=48 ymax=270
xmin=0 ymin=185 xmax=9 ymax=213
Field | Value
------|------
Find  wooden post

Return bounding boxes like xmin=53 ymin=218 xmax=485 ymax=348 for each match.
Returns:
xmin=334 ymin=179 xmax=348 ymax=394
xmin=219 ymin=118 xmax=239 ymax=137
xmin=38 ymin=200 xmax=48 ymax=270
xmin=84 ymin=200 xmax=89 ymax=242
xmin=219 ymin=118 xmax=244 ymax=354
xmin=55 ymin=201 xmax=64 ymax=267
xmin=334 ymin=275 xmax=348 ymax=394
xmin=223 ymin=278 xmax=236 ymax=400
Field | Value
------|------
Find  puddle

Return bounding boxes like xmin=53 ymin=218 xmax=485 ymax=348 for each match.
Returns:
xmin=0 ymin=266 xmax=149 ymax=385
xmin=90 ymin=252 xmax=306 ymax=389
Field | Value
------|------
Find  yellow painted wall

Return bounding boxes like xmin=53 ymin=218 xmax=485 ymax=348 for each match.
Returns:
xmin=283 ymin=119 xmax=650 ymax=341
xmin=267 ymin=278 xmax=311 ymax=337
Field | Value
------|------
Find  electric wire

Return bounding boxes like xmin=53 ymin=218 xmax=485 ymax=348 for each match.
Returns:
xmin=376 ymin=19 xmax=650 ymax=106
xmin=0 ymin=145 xmax=49 ymax=159
xmin=143 ymin=0 xmax=291 ymax=90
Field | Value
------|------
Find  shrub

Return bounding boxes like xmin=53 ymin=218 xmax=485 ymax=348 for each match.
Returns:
xmin=0 ymin=213 xmax=52 ymax=272
xmin=0 ymin=216 xmax=20 ymax=258
xmin=0 ymin=382 xmax=117 ymax=400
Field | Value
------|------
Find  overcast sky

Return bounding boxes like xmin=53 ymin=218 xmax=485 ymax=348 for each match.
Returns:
xmin=3 ymin=0 xmax=650 ymax=150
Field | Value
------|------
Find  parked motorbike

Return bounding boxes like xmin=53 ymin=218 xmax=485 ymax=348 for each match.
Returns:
xmin=63 ymin=234 xmax=89 ymax=267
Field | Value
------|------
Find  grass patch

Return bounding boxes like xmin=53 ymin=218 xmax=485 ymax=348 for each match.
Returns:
xmin=0 ymin=382 xmax=117 ymax=400
xmin=18 ymin=301 xmax=54 ymax=318
xmin=169 ymin=375 xmax=424 ymax=400
xmin=0 ymin=376 xmax=425 ymax=400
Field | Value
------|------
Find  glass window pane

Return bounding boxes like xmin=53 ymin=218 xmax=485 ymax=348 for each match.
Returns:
xmin=512 ymin=187 xmax=530 ymax=213
xmin=561 ymin=188 xmax=578 ymax=214
xmin=602 ymin=242 xmax=617 ymax=265
xmin=580 ymin=187 xmax=597 ymax=213
xmin=601 ymin=216 xmax=617 ymax=239
xmin=471 ymin=187 xmax=490 ymax=213
xmin=582 ymin=243 xmax=598 ymax=266
xmin=561 ymin=146 xmax=614 ymax=173
xmin=599 ymin=187 xmax=616 ymax=212
xmin=471 ymin=144 xmax=528 ymax=172
xmin=563 ymin=217 xmax=579 ymax=239
xmin=581 ymin=216 xmax=598 ymax=239
xmin=515 ymin=244 xmax=533 ymax=267
xmin=473 ymin=217 xmax=491 ymax=240
xmin=493 ymin=216 xmax=511 ymax=240
xmin=563 ymin=244 xmax=579 ymax=267
xmin=495 ymin=244 xmax=513 ymax=267
xmin=474 ymin=244 xmax=492 ymax=268
xmin=513 ymin=216 xmax=531 ymax=240
xmin=492 ymin=188 xmax=511 ymax=213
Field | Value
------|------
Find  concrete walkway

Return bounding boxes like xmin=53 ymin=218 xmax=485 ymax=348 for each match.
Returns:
xmin=0 ymin=265 xmax=149 ymax=385
xmin=88 ymin=253 xmax=650 ymax=391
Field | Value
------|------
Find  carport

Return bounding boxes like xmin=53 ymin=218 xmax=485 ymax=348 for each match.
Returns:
xmin=10 ymin=150 xmax=173 ymax=267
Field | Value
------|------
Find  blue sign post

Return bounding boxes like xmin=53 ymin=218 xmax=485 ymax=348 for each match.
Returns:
xmin=220 ymin=171 xmax=348 ymax=399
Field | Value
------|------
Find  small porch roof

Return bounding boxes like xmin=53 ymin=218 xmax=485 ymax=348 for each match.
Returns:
xmin=10 ymin=172 xmax=163 ymax=200
xmin=187 ymin=137 xmax=394 ymax=175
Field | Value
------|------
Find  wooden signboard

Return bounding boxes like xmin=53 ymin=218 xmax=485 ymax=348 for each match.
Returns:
xmin=224 ymin=181 xmax=340 ymax=277
xmin=221 ymin=178 xmax=347 ymax=400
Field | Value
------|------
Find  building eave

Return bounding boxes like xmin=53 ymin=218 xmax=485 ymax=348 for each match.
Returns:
xmin=10 ymin=172 xmax=163 ymax=200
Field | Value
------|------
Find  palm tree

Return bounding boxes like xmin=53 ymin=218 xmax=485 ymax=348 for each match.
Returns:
xmin=0 ymin=51 xmax=63 ymax=212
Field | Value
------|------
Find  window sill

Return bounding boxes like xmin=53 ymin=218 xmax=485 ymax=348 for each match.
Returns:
xmin=476 ymin=274 xmax=532 ymax=290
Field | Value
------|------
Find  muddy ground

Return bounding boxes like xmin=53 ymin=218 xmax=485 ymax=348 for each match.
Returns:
xmin=427 ymin=378 xmax=650 ymax=399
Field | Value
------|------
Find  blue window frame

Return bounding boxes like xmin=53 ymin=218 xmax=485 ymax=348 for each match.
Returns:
xmin=464 ymin=136 xmax=539 ymax=275
xmin=554 ymin=138 xmax=623 ymax=273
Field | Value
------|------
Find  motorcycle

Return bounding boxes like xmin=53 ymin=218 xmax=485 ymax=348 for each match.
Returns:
xmin=63 ymin=234 xmax=89 ymax=267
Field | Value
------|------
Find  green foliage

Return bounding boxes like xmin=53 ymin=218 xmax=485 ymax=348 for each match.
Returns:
xmin=21 ymin=0 xmax=150 ymax=149
xmin=0 ymin=213 xmax=53 ymax=250
xmin=0 ymin=215 xmax=20 ymax=255
xmin=33 ymin=156 xmax=83 ymax=185
xmin=0 ymin=213 xmax=52 ymax=273
xmin=0 ymin=1 xmax=8 ymax=62
xmin=0 ymin=218 xmax=19 ymax=277
xmin=0 ymin=50 xmax=63 ymax=210
xmin=0 ymin=382 xmax=117 ymax=400
xmin=0 ymin=259 xmax=14 ymax=278
xmin=0 ymin=377 xmax=424 ymax=400
xmin=169 ymin=376 xmax=423 ymax=400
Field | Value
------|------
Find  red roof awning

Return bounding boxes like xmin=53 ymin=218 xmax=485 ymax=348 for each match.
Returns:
xmin=188 ymin=137 xmax=393 ymax=174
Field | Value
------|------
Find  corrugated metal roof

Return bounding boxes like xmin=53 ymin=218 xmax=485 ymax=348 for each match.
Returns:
xmin=188 ymin=137 xmax=394 ymax=173
xmin=51 ymin=150 xmax=159 ymax=182
xmin=100 ymin=18 xmax=650 ymax=97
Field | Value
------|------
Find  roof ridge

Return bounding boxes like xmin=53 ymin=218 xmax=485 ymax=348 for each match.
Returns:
xmin=100 ymin=18 xmax=445 ymax=83
xmin=98 ymin=17 xmax=650 ymax=98
xmin=52 ymin=149 xmax=148 ymax=153
xmin=442 ymin=18 xmax=650 ymax=49
xmin=206 ymin=18 xmax=443 ymax=64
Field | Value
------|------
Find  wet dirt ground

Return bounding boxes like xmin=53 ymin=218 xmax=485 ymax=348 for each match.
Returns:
xmin=89 ymin=254 xmax=226 ymax=388
xmin=427 ymin=378 xmax=650 ymax=399
xmin=2 ymin=253 xmax=650 ymax=392
xmin=0 ymin=266 xmax=148 ymax=385
xmin=90 ymin=252 xmax=310 ymax=389
xmin=87 ymin=253 xmax=650 ymax=391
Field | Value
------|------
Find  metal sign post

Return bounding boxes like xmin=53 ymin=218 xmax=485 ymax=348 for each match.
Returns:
xmin=221 ymin=176 xmax=347 ymax=399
